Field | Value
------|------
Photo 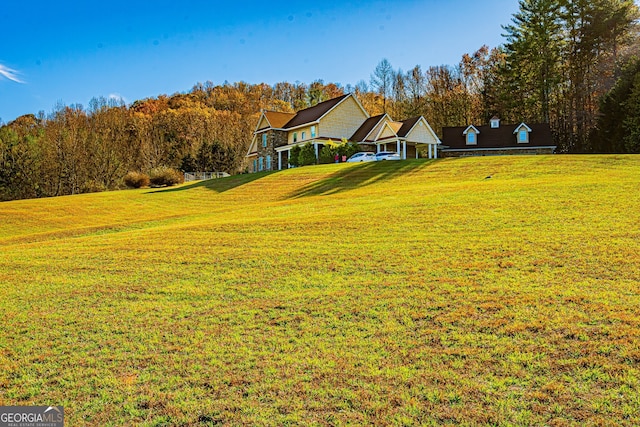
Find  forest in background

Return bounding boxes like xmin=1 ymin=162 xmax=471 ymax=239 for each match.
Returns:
xmin=1 ymin=0 xmax=640 ymax=201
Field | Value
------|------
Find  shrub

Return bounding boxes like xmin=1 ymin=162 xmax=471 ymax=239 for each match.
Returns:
xmin=123 ymin=171 xmax=151 ymax=188
xmin=339 ymin=141 xmax=360 ymax=159
xmin=299 ymin=143 xmax=317 ymax=166
xmin=149 ymin=167 xmax=184 ymax=187
xmin=289 ymin=145 xmax=301 ymax=167
xmin=319 ymin=144 xmax=337 ymax=164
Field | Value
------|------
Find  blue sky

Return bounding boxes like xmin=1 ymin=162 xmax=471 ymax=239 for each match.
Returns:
xmin=0 ymin=0 xmax=518 ymax=123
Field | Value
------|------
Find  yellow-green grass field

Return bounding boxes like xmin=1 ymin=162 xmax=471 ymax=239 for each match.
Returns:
xmin=1 ymin=155 xmax=639 ymax=426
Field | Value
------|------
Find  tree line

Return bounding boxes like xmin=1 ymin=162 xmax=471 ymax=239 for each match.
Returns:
xmin=1 ymin=0 xmax=639 ymax=201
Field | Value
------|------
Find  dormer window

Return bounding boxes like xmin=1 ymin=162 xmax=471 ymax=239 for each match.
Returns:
xmin=467 ymin=132 xmax=476 ymax=144
xmin=490 ymin=117 xmax=500 ymax=128
xmin=513 ymin=123 xmax=532 ymax=144
xmin=463 ymin=125 xmax=480 ymax=145
xmin=519 ymin=130 xmax=528 ymax=142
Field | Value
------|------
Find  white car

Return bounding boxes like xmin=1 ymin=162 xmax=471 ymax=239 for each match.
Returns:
xmin=375 ymin=151 xmax=401 ymax=161
xmin=346 ymin=152 xmax=377 ymax=162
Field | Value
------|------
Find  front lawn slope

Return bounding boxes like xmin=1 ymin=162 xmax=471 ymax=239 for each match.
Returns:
xmin=1 ymin=155 xmax=639 ymax=426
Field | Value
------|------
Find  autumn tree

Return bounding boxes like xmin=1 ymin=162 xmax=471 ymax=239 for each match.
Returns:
xmin=370 ymin=59 xmax=395 ymax=113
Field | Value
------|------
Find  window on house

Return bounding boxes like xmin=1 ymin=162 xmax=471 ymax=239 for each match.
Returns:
xmin=302 ymin=131 xmax=306 ymax=140
xmin=293 ymin=132 xmax=297 ymax=143
xmin=491 ymin=119 xmax=500 ymax=128
xmin=253 ymin=159 xmax=257 ymax=172
xmin=262 ymin=133 xmax=267 ymax=147
xmin=266 ymin=155 xmax=271 ymax=170
xmin=467 ymin=132 xmax=476 ymax=145
xmin=258 ymin=157 xmax=264 ymax=171
xmin=311 ymin=126 xmax=316 ymax=138
xmin=519 ymin=129 xmax=528 ymax=143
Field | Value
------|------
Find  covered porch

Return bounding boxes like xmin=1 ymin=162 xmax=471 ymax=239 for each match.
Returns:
xmin=274 ymin=140 xmax=325 ymax=170
xmin=375 ymin=138 xmax=438 ymax=159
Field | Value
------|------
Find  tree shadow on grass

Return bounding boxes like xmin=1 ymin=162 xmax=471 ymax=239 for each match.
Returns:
xmin=287 ymin=159 xmax=437 ymax=199
xmin=146 ymin=171 xmax=274 ymax=195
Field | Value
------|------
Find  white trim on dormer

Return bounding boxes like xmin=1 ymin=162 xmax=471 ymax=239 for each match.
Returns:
xmin=513 ymin=123 xmax=532 ymax=133
xmin=463 ymin=125 xmax=479 ymax=145
xmin=513 ymin=123 xmax=532 ymax=144
xmin=463 ymin=125 xmax=480 ymax=135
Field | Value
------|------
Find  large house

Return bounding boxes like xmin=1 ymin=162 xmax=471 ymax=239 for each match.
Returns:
xmin=246 ymin=94 xmax=441 ymax=172
xmin=440 ymin=117 xmax=556 ymax=157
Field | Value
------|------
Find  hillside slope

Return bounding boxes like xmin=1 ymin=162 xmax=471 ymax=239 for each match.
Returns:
xmin=1 ymin=156 xmax=639 ymax=425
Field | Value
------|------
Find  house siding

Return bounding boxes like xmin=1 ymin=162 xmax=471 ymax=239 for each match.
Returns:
xmin=287 ymin=125 xmax=316 ymax=145
xmin=318 ymin=96 xmax=368 ymax=141
xmin=406 ymin=121 xmax=439 ymax=145
xmin=256 ymin=116 xmax=270 ymax=131
xmin=367 ymin=120 xmax=387 ymax=141
xmin=378 ymin=124 xmax=397 ymax=140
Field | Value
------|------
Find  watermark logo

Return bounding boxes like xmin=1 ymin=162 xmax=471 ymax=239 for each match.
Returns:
xmin=0 ymin=406 xmax=64 ymax=427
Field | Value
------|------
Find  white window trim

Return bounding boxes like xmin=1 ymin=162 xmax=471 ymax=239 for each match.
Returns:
xmin=466 ymin=131 xmax=477 ymax=145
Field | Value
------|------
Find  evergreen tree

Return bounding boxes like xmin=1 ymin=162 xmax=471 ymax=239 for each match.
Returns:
xmin=502 ymin=0 xmax=564 ymax=124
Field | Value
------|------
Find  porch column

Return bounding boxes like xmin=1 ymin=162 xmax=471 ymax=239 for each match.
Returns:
xmin=434 ymin=144 xmax=438 ymax=159
xmin=314 ymin=143 xmax=319 ymax=162
xmin=396 ymin=140 xmax=400 ymax=155
xmin=376 ymin=144 xmax=380 ymax=153
xmin=427 ymin=144 xmax=432 ymax=159
xmin=416 ymin=145 xmax=419 ymax=159
xmin=278 ymin=151 xmax=282 ymax=170
xmin=403 ymin=141 xmax=407 ymax=160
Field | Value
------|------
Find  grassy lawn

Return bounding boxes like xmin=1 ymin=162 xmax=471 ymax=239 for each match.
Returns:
xmin=1 ymin=155 xmax=639 ymax=426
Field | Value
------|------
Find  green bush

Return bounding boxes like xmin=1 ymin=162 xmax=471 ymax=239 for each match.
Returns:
xmin=149 ymin=167 xmax=184 ymax=187
xmin=289 ymin=145 xmax=301 ymax=167
xmin=339 ymin=142 xmax=360 ymax=159
xmin=319 ymin=145 xmax=337 ymax=164
xmin=123 ymin=171 xmax=151 ymax=189
xmin=299 ymin=143 xmax=317 ymax=166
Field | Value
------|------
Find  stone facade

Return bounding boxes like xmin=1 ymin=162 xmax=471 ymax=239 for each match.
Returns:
xmin=253 ymin=130 xmax=288 ymax=171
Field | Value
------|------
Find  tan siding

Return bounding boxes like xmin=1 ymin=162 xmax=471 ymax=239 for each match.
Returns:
xmin=287 ymin=126 xmax=315 ymax=145
xmin=318 ymin=97 xmax=368 ymax=140
xmin=378 ymin=123 xmax=397 ymax=140
xmin=257 ymin=116 xmax=270 ymax=130
xmin=405 ymin=120 xmax=439 ymax=145
xmin=368 ymin=119 xmax=388 ymax=141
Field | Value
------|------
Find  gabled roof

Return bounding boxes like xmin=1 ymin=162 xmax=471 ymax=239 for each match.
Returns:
xmin=283 ymin=94 xmax=351 ymax=129
xmin=442 ymin=122 xmax=554 ymax=149
xmin=463 ymin=125 xmax=480 ymax=135
xmin=397 ymin=117 xmax=422 ymax=138
xmin=513 ymin=122 xmax=532 ymax=133
xmin=398 ymin=116 xmax=442 ymax=145
xmin=264 ymin=111 xmax=295 ymax=129
xmin=254 ymin=110 xmax=296 ymax=134
xmin=374 ymin=121 xmax=402 ymax=141
xmin=351 ymin=114 xmax=387 ymax=142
